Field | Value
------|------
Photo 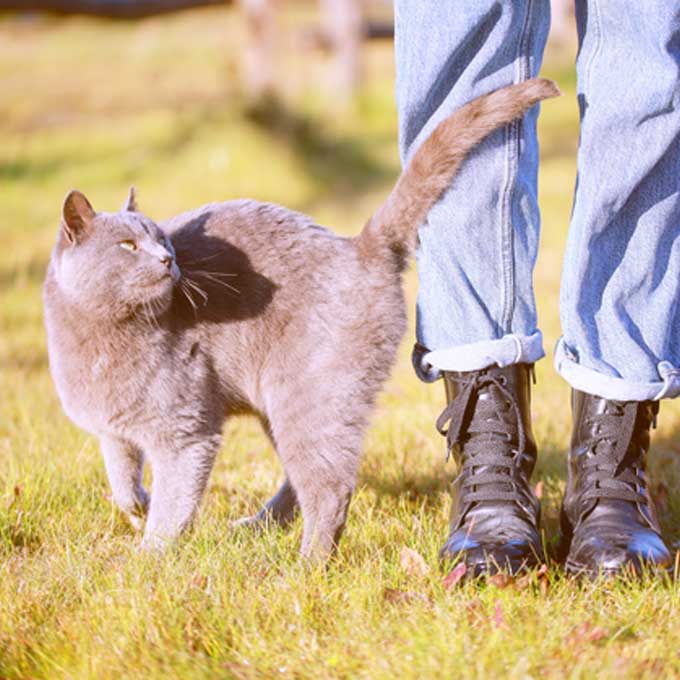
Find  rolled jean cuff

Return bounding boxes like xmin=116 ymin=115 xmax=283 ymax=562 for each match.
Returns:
xmin=554 ymin=337 xmax=680 ymax=401
xmin=412 ymin=330 xmax=545 ymax=382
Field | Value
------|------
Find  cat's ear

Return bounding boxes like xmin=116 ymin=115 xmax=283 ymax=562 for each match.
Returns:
xmin=122 ymin=185 xmax=138 ymax=212
xmin=61 ymin=190 xmax=96 ymax=244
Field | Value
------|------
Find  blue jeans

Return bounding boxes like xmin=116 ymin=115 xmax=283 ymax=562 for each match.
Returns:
xmin=397 ymin=1 xmax=680 ymax=401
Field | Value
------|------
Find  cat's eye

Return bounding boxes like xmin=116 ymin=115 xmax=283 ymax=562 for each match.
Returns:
xmin=119 ymin=240 xmax=137 ymax=252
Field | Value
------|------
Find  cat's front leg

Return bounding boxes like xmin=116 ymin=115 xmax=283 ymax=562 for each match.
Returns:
xmin=140 ymin=433 xmax=221 ymax=552
xmin=100 ymin=435 xmax=149 ymax=531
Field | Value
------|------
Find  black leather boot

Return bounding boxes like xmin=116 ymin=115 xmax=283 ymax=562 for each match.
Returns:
xmin=436 ymin=363 xmax=543 ymax=576
xmin=560 ymin=390 xmax=672 ymax=578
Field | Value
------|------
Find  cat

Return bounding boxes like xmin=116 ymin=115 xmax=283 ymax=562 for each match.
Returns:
xmin=43 ymin=78 xmax=559 ymax=560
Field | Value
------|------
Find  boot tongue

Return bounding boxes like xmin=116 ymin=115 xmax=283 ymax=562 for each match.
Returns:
xmin=438 ymin=368 xmax=526 ymax=459
xmin=437 ymin=369 xmax=528 ymax=512
xmin=577 ymin=399 xmax=654 ymax=519
xmin=466 ymin=382 xmax=519 ymax=501
xmin=592 ymin=400 xmax=638 ymax=466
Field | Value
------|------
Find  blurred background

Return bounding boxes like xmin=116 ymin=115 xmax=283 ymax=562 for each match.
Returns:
xmin=1 ymin=0 xmax=577 ymax=243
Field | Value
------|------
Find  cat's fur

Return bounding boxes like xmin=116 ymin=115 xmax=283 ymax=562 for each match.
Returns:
xmin=44 ymin=79 xmax=559 ymax=560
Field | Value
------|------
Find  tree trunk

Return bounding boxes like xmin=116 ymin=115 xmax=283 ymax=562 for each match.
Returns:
xmin=237 ymin=0 xmax=279 ymax=101
xmin=319 ymin=0 xmax=362 ymax=98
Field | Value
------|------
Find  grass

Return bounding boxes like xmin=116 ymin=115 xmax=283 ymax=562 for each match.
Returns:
xmin=2 ymin=6 xmax=680 ymax=679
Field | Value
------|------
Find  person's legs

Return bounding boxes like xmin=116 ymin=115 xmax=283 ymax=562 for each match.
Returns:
xmin=556 ymin=0 xmax=680 ymax=576
xmin=396 ymin=1 xmax=550 ymax=378
xmin=395 ymin=1 xmax=550 ymax=576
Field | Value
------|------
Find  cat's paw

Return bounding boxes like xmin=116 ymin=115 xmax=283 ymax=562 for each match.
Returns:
xmin=139 ymin=532 xmax=171 ymax=554
xmin=126 ymin=489 xmax=150 ymax=531
xmin=231 ymin=512 xmax=271 ymax=532
xmin=126 ymin=513 xmax=146 ymax=532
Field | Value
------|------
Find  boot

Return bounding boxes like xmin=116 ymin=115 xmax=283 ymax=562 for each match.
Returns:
xmin=560 ymin=391 xmax=672 ymax=578
xmin=437 ymin=363 xmax=543 ymax=576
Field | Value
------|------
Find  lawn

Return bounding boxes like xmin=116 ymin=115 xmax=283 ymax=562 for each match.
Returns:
xmin=1 ymin=6 xmax=680 ymax=679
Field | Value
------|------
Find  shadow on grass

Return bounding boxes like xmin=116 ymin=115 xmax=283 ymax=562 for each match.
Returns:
xmin=0 ymin=157 xmax=64 ymax=183
xmin=4 ymin=93 xmax=396 ymax=225
xmin=649 ymin=430 xmax=680 ymax=546
xmin=243 ymin=95 xmax=395 ymax=205
xmin=359 ymin=468 xmax=450 ymax=510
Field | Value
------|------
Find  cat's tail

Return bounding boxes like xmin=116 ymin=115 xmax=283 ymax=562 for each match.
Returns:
xmin=357 ymin=77 xmax=560 ymax=267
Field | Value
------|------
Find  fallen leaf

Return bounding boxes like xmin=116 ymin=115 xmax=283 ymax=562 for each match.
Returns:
xmin=487 ymin=573 xmax=513 ymax=589
xmin=191 ymin=573 xmax=208 ymax=589
xmin=443 ymin=562 xmax=467 ymax=590
xmin=588 ymin=627 xmax=608 ymax=643
xmin=514 ymin=573 xmax=532 ymax=591
xmin=465 ymin=597 xmax=483 ymax=622
xmin=535 ymin=563 xmax=550 ymax=596
xmin=638 ymin=659 xmax=665 ymax=675
xmin=7 ymin=485 xmax=22 ymax=510
xmin=493 ymin=600 xmax=508 ymax=629
xmin=534 ymin=480 xmax=544 ymax=499
xmin=566 ymin=621 xmax=608 ymax=647
xmin=221 ymin=662 xmax=250 ymax=680
xmin=400 ymin=547 xmax=430 ymax=578
xmin=383 ymin=588 xmax=409 ymax=603
xmin=383 ymin=588 xmax=428 ymax=605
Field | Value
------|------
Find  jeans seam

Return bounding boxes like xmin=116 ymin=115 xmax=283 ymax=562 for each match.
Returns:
xmin=500 ymin=0 xmax=533 ymax=334
xmin=584 ymin=0 xmax=603 ymax=99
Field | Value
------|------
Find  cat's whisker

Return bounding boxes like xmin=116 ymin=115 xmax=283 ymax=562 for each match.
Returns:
xmin=139 ymin=302 xmax=152 ymax=332
xmin=134 ymin=307 xmax=146 ymax=331
xmin=143 ymin=299 xmax=161 ymax=331
xmin=184 ymin=280 xmax=208 ymax=303
xmin=139 ymin=300 xmax=151 ymax=331
xmin=151 ymin=298 xmax=165 ymax=323
xmin=191 ymin=271 xmax=241 ymax=296
xmin=181 ymin=281 xmax=204 ymax=315
xmin=183 ymin=277 xmax=209 ymax=306
xmin=179 ymin=280 xmax=199 ymax=316
xmin=179 ymin=252 xmax=223 ymax=266
xmin=184 ymin=268 xmax=238 ymax=279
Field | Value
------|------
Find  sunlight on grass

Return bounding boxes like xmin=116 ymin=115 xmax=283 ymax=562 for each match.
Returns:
xmin=1 ymin=7 xmax=679 ymax=679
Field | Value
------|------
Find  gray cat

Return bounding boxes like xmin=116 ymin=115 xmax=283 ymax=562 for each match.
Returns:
xmin=44 ymin=79 xmax=558 ymax=561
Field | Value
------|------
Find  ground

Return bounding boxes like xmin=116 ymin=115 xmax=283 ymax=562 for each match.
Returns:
xmin=1 ymin=6 xmax=680 ymax=679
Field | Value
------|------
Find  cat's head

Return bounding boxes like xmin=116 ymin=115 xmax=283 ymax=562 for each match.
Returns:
xmin=51 ymin=188 xmax=180 ymax=319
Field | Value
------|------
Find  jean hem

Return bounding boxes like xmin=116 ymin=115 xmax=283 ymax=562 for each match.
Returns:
xmin=554 ymin=337 xmax=680 ymax=401
xmin=413 ymin=330 xmax=545 ymax=381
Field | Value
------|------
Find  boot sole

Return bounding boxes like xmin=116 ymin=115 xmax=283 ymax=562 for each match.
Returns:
xmin=565 ymin=558 xmax=673 ymax=581
xmin=458 ymin=555 xmax=543 ymax=579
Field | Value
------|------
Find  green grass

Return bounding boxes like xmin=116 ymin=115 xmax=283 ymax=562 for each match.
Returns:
xmin=2 ymin=7 xmax=680 ymax=679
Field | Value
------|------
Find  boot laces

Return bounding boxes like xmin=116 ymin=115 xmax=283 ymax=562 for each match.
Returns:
xmin=580 ymin=400 xmax=652 ymax=505
xmin=436 ymin=369 xmax=529 ymax=505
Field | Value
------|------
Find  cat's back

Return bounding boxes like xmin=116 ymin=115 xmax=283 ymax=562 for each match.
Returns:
xmin=160 ymin=199 xmax=399 ymax=412
xmin=162 ymin=199 xmax=352 ymax=285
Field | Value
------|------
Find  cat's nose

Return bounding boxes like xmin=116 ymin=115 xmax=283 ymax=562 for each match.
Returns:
xmin=159 ymin=254 xmax=172 ymax=269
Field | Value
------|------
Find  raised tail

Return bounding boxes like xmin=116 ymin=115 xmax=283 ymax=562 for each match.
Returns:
xmin=357 ymin=77 xmax=560 ymax=267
